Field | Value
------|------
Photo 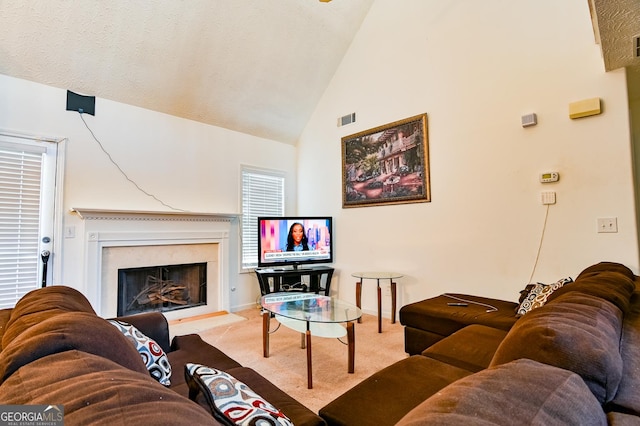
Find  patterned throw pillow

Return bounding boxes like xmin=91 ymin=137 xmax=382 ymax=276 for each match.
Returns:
xmin=517 ymin=284 xmax=537 ymax=306
xmin=185 ymin=363 xmax=293 ymax=426
xmin=516 ymin=277 xmax=573 ymax=317
xmin=108 ymin=319 xmax=172 ymax=386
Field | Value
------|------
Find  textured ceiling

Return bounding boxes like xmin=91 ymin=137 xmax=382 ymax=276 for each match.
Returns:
xmin=0 ymin=0 xmax=373 ymax=145
xmin=0 ymin=1 xmax=638 ymax=144
xmin=591 ymin=0 xmax=640 ymax=102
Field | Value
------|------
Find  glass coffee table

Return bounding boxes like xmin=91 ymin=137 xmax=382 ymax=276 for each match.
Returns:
xmin=260 ymin=292 xmax=362 ymax=389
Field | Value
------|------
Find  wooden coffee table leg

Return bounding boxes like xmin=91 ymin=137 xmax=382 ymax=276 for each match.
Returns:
xmin=306 ymin=329 xmax=313 ymax=389
xmin=262 ymin=311 xmax=270 ymax=358
xmin=391 ymin=280 xmax=397 ymax=324
xmin=347 ymin=321 xmax=355 ymax=373
xmin=356 ymin=280 xmax=362 ymax=323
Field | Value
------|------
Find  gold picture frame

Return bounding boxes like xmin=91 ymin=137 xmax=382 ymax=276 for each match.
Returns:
xmin=342 ymin=113 xmax=430 ymax=208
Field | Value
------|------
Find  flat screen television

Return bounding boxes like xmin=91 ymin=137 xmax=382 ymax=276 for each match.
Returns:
xmin=257 ymin=216 xmax=333 ymax=269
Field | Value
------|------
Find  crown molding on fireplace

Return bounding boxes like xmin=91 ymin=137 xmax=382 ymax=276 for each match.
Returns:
xmin=71 ymin=208 xmax=239 ymax=222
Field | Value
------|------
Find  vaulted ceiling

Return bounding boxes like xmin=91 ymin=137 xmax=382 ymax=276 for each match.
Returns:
xmin=0 ymin=1 xmax=638 ymax=145
xmin=0 ymin=0 xmax=374 ymax=145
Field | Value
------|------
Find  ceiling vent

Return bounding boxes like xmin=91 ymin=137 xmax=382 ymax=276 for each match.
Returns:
xmin=635 ymin=35 xmax=640 ymax=58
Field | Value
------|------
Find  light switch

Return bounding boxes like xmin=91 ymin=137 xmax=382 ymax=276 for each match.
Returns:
xmin=64 ymin=226 xmax=76 ymax=238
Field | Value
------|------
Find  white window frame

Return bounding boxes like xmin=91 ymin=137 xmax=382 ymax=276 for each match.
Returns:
xmin=240 ymin=166 xmax=285 ymax=270
xmin=0 ymin=129 xmax=65 ymax=308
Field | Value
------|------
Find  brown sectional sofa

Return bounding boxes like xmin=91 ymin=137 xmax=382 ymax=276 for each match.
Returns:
xmin=0 ymin=286 xmax=325 ymax=426
xmin=319 ymin=262 xmax=640 ymax=425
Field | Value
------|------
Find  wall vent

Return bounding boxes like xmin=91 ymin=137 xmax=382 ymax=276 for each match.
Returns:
xmin=337 ymin=113 xmax=356 ymax=127
xmin=635 ymin=35 xmax=640 ymax=58
xmin=521 ymin=113 xmax=537 ymax=127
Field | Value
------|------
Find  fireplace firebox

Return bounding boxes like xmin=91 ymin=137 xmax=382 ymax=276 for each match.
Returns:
xmin=117 ymin=262 xmax=207 ymax=316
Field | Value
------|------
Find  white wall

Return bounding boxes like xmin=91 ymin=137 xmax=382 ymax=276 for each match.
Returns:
xmin=0 ymin=73 xmax=297 ymax=311
xmin=298 ymin=0 xmax=639 ymax=316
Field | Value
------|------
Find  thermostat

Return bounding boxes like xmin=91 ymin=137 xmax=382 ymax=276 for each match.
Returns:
xmin=539 ymin=172 xmax=559 ymax=183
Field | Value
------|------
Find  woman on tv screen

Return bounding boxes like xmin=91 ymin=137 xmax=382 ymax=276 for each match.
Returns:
xmin=285 ymin=222 xmax=309 ymax=252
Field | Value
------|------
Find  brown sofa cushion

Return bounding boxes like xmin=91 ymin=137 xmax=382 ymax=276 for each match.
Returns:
xmin=168 ymin=335 xmax=325 ymax=426
xmin=400 ymin=294 xmax=518 ymax=337
xmin=396 ymin=359 xmax=606 ymax=426
xmin=168 ymin=334 xmax=246 ymax=403
xmin=224 ymin=367 xmax=325 ymax=426
xmin=0 ymin=350 xmax=220 ymax=425
xmin=185 ymin=363 xmax=293 ymax=426
xmin=607 ymin=412 xmax=640 ymax=425
xmin=108 ymin=319 xmax=172 ymax=386
xmin=490 ymin=292 xmax=624 ymax=404
xmin=168 ymin=333 xmax=244 ymax=396
xmin=546 ymin=271 xmax=635 ymax=313
xmin=422 ymin=324 xmax=508 ymax=372
xmin=1 ymin=286 xmax=95 ymax=348
xmin=169 ymin=334 xmax=244 ymax=370
xmin=115 ymin=311 xmax=171 ymax=354
xmin=0 ymin=308 xmax=11 ymax=344
xmin=608 ymin=286 xmax=640 ymax=416
xmin=576 ymin=261 xmax=635 ymax=281
xmin=0 ymin=312 xmax=148 ymax=383
xmin=319 ymin=355 xmax=473 ymax=426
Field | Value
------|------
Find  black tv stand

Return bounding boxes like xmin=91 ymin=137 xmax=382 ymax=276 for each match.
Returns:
xmin=255 ymin=265 xmax=334 ymax=296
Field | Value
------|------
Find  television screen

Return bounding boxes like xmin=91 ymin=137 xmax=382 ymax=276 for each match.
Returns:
xmin=257 ymin=216 xmax=333 ymax=268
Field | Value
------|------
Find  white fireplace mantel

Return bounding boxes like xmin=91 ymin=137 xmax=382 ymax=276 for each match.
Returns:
xmin=71 ymin=208 xmax=239 ymax=222
xmin=72 ymin=208 xmax=240 ymax=318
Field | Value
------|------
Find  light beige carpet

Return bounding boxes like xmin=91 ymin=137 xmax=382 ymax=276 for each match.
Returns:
xmin=197 ymin=307 xmax=408 ymax=413
xmin=168 ymin=312 xmax=246 ymax=340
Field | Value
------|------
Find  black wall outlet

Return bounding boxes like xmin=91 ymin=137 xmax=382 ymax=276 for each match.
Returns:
xmin=66 ymin=90 xmax=95 ymax=115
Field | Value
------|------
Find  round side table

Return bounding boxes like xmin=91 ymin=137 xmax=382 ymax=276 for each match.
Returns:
xmin=351 ymin=271 xmax=403 ymax=333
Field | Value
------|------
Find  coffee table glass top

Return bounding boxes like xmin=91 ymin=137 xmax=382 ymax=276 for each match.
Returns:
xmin=351 ymin=272 xmax=404 ymax=280
xmin=261 ymin=292 xmax=361 ymax=323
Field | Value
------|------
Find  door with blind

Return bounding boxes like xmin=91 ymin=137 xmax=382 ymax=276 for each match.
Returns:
xmin=0 ymin=132 xmax=60 ymax=309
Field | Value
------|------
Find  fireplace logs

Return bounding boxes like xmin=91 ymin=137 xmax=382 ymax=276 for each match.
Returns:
xmin=117 ymin=263 xmax=207 ymax=316
xmin=127 ymin=276 xmax=189 ymax=310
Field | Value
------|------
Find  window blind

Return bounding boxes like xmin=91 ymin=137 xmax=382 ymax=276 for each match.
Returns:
xmin=241 ymin=168 xmax=284 ymax=269
xmin=0 ymin=144 xmax=45 ymax=308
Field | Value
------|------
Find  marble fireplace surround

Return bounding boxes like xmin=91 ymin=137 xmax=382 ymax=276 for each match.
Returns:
xmin=73 ymin=208 xmax=238 ymax=320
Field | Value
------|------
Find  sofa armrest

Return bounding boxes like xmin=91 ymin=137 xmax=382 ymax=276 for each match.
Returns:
xmin=113 ymin=312 xmax=171 ymax=354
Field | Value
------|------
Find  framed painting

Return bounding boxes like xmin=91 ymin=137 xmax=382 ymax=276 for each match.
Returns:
xmin=342 ymin=113 xmax=430 ymax=208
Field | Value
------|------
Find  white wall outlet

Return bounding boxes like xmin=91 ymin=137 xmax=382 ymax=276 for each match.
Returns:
xmin=597 ymin=217 xmax=618 ymax=233
xmin=385 ymin=285 xmax=391 ymax=296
